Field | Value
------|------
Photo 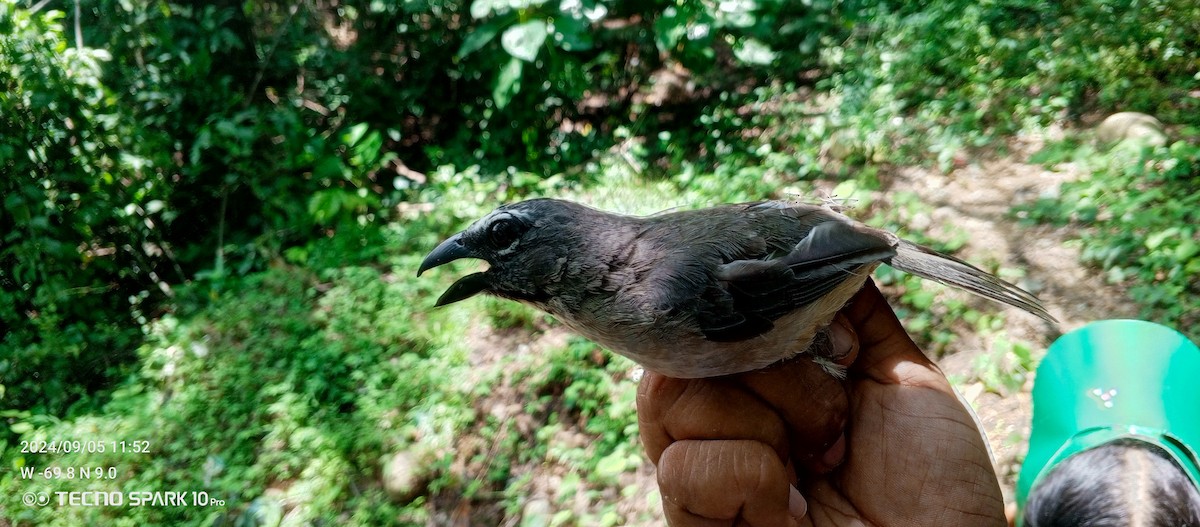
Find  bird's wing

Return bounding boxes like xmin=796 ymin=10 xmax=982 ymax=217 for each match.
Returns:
xmin=696 ymin=220 xmax=897 ymax=342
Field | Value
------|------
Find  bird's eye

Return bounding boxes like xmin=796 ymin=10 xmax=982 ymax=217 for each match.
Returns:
xmin=487 ymin=218 xmax=521 ymax=247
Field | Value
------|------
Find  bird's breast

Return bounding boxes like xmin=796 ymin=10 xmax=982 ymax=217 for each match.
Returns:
xmin=558 ymin=263 xmax=877 ymax=378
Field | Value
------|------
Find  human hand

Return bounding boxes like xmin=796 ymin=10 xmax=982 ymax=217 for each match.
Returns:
xmin=637 ymin=280 xmax=1006 ymax=526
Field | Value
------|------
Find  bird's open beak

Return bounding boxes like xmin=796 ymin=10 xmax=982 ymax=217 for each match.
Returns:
xmin=432 ymin=272 xmax=489 ymax=307
xmin=418 ymin=233 xmax=490 ymax=307
xmin=418 ymin=233 xmax=472 ymax=276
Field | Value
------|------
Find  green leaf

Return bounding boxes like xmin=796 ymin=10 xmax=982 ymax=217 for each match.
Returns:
xmin=1145 ymin=227 xmax=1180 ymax=250
xmin=654 ymin=7 xmax=687 ymax=53
xmin=470 ymin=0 xmax=502 ymax=19
xmin=493 ymin=57 xmax=524 ymax=109
xmin=351 ymin=130 xmax=383 ymax=167
xmin=458 ymin=14 xmax=517 ymax=57
xmin=308 ymin=189 xmax=344 ymax=224
xmin=551 ymin=15 xmax=592 ymax=51
xmin=315 ymin=156 xmax=346 ymax=182
xmin=1175 ymin=238 xmax=1198 ymax=261
xmin=345 ymin=123 xmax=383 ymax=167
xmin=4 ymin=194 xmax=30 ymax=223
xmin=501 ymin=19 xmax=548 ymax=62
xmin=1028 ymin=139 xmax=1081 ymax=165
xmin=595 ymin=449 xmax=627 ymax=477
xmin=733 ymin=38 xmax=777 ymax=65
xmin=904 ymin=287 xmax=936 ymax=310
xmin=344 ymin=122 xmax=369 ymax=147
xmin=471 ymin=0 xmax=547 ymax=18
xmin=550 ymin=510 xmax=573 ymax=526
xmin=831 ymin=178 xmax=860 ymax=201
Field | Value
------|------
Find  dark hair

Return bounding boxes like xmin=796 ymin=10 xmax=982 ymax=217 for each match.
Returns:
xmin=1024 ymin=439 xmax=1200 ymax=527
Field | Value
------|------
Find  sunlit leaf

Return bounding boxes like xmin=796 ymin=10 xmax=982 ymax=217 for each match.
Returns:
xmin=501 ymin=19 xmax=548 ymax=62
xmin=493 ymin=57 xmax=524 ymax=109
xmin=1175 ymin=238 xmax=1198 ymax=261
xmin=654 ymin=7 xmax=687 ymax=52
xmin=594 ymin=450 xmax=627 ymax=477
xmin=1145 ymin=227 xmax=1180 ymax=250
xmin=469 ymin=0 xmax=500 ymax=19
xmin=344 ymin=122 xmax=369 ymax=147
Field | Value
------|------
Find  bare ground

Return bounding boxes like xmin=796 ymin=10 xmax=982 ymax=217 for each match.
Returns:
xmin=882 ymin=131 xmax=1136 ymax=503
xmin=439 ymin=133 xmax=1132 ymax=524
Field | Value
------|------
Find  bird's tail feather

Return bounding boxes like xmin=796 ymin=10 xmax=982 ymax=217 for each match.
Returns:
xmin=886 ymin=241 xmax=1057 ymax=323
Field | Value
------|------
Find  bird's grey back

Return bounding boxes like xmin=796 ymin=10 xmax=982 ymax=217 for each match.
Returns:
xmin=550 ymin=201 xmax=893 ymax=341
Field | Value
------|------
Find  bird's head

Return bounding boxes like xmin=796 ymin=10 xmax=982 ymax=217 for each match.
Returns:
xmin=417 ymin=199 xmax=590 ymax=307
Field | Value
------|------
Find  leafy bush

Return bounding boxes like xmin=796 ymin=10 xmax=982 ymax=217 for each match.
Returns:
xmin=823 ymin=0 xmax=1200 ymax=168
xmin=6 ymin=0 xmax=1200 ymax=524
xmin=1 ymin=1 xmax=143 ymax=418
xmin=2 ymin=0 xmax=400 ymax=419
xmin=2 ymin=263 xmax=476 ymax=526
xmin=1019 ymin=137 xmax=1200 ymax=340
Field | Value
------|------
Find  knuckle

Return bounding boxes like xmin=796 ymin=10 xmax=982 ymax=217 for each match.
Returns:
xmin=657 ymin=440 xmax=786 ymax=521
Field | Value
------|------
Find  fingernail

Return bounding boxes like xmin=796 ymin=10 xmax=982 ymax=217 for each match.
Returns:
xmin=827 ymin=319 xmax=854 ymax=360
xmin=822 ymin=433 xmax=847 ymax=469
xmin=789 ymin=485 xmax=807 ymax=519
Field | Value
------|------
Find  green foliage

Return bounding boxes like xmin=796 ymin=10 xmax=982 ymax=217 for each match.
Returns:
xmin=2 ymin=264 xmax=474 ymax=526
xmin=973 ymin=334 xmax=1037 ymax=394
xmin=1019 ymin=137 xmax=1200 ymax=339
xmin=6 ymin=0 xmax=1200 ymax=524
xmin=823 ymin=0 xmax=1200 ymax=168
xmin=442 ymin=0 xmax=846 ymax=172
xmin=506 ymin=337 xmax=644 ymax=522
xmin=483 ymin=297 xmax=545 ymax=331
xmin=83 ymin=0 xmax=396 ymax=267
xmin=1 ymin=1 xmax=142 ymax=419
xmin=1 ymin=0 xmax=406 ymax=420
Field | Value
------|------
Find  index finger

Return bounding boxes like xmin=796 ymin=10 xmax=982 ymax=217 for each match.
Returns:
xmin=838 ymin=279 xmax=939 ymax=381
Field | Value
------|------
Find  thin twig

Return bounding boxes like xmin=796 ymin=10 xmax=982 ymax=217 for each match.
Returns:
xmin=246 ymin=3 xmax=300 ymax=106
xmin=216 ymin=185 xmax=228 ymax=276
xmin=28 ymin=0 xmax=52 ymax=13
xmin=73 ymin=0 xmax=83 ymax=48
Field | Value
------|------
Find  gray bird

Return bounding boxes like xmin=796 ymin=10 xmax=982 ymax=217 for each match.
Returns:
xmin=417 ymin=199 xmax=1055 ymax=379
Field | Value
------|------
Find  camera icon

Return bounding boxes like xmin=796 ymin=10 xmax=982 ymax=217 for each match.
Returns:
xmin=21 ymin=492 xmax=49 ymax=507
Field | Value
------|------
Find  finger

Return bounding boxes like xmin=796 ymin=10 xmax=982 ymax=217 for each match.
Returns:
xmin=658 ymin=440 xmax=803 ymax=527
xmin=827 ymin=313 xmax=860 ymax=368
xmin=839 ymin=279 xmax=939 ymax=382
xmin=638 ymin=372 xmax=790 ymax=464
xmin=734 ymin=355 xmax=849 ymax=474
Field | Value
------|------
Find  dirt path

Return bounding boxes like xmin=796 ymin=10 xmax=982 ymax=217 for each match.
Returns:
xmin=884 ymin=133 xmax=1137 ymax=502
